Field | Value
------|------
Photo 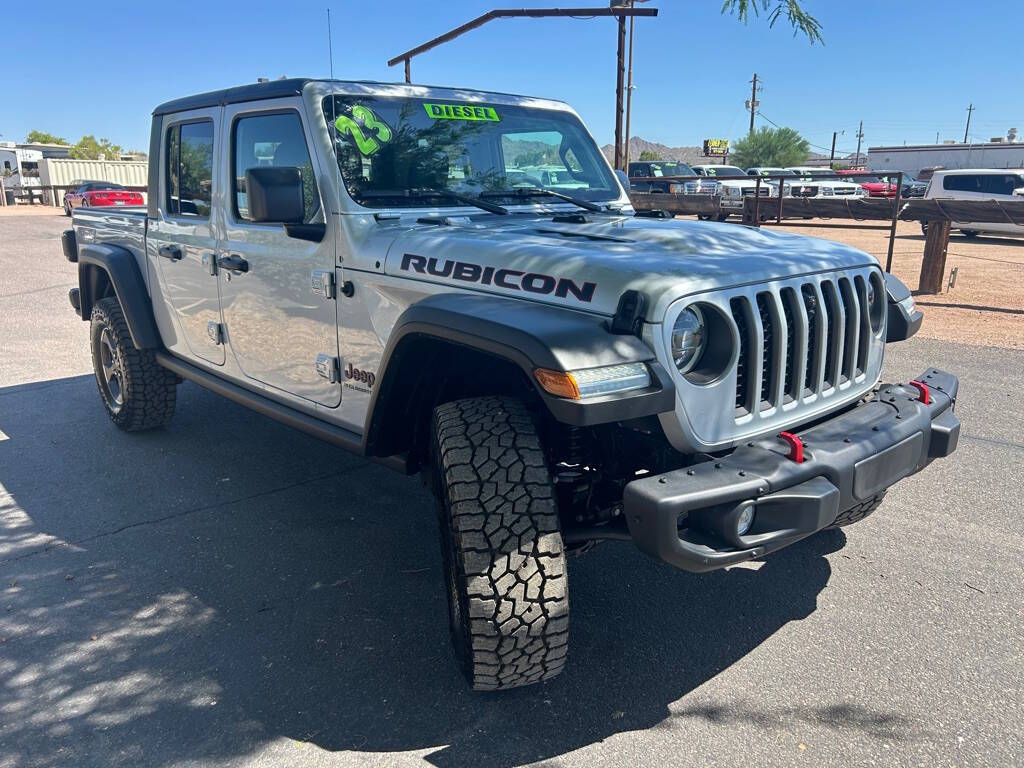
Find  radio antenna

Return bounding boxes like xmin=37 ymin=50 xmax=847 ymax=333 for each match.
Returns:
xmin=327 ymin=7 xmax=335 ymax=79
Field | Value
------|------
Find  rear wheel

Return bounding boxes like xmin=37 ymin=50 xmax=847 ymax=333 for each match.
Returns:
xmin=829 ymin=492 xmax=886 ymax=528
xmin=430 ymin=396 xmax=569 ymax=690
xmin=961 ymin=230 xmax=979 ymax=238
xmin=920 ymin=221 xmax=928 ymax=236
xmin=90 ymin=297 xmax=178 ymax=431
xmin=64 ymin=201 xmax=72 ymax=216
xmin=715 ymin=213 xmax=730 ymax=221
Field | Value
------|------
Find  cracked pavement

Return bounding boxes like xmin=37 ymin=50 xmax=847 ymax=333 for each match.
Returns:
xmin=1 ymin=212 xmax=1022 ymax=767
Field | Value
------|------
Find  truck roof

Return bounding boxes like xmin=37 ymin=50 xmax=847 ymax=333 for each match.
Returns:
xmin=152 ymin=77 xmax=572 ymax=117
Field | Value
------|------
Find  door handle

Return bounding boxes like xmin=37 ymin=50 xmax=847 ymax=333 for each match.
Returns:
xmin=217 ymin=254 xmax=249 ymax=273
xmin=158 ymin=244 xmax=183 ymax=261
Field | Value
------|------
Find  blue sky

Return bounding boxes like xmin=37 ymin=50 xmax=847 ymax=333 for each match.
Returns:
xmin=5 ymin=1 xmax=1021 ymax=155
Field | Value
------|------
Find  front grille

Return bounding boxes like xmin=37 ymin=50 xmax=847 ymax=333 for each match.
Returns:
xmin=731 ymin=275 xmax=873 ymax=416
xmin=834 ymin=188 xmax=859 ymax=196
xmin=741 ymin=187 xmax=771 ymax=196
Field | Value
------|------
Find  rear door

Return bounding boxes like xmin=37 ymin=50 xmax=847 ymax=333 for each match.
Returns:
xmin=218 ymin=100 xmax=340 ymax=407
xmin=148 ymin=109 xmax=224 ymax=365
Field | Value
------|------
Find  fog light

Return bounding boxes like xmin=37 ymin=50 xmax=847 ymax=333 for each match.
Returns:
xmin=736 ymin=505 xmax=755 ymax=536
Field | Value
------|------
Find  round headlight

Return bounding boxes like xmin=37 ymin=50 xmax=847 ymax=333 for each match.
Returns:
xmin=671 ymin=307 xmax=706 ymax=373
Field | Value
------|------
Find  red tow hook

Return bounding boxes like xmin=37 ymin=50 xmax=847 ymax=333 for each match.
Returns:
xmin=778 ymin=431 xmax=805 ymax=463
xmin=908 ymin=380 xmax=931 ymax=405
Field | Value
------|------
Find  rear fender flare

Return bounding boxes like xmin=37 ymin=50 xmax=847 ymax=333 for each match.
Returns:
xmin=77 ymin=243 xmax=161 ymax=349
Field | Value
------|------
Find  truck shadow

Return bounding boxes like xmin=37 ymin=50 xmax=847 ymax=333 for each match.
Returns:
xmin=0 ymin=375 xmax=908 ymax=768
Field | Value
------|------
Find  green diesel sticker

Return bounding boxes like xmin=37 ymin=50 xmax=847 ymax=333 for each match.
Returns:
xmin=335 ymin=104 xmax=393 ymax=156
xmin=423 ymin=103 xmax=500 ymax=122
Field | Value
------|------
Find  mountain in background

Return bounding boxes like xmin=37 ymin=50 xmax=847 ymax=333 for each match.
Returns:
xmin=601 ymin=136 xmax=831 ymax=166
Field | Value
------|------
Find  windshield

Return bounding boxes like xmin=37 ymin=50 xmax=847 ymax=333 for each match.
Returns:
xmin=648 ymin=161 xmax=693 ymax=177
xmin=699 ymin=166 xmax=746 ymax=177
xmin=755 ymin=168 xmax=796 ymax=176
xmin=322 ymin=95 xmax=619 ymax=208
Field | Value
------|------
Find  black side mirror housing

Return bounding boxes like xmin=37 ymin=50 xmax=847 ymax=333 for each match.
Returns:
xmin=246 ymin=166 xmax=304 ymax=223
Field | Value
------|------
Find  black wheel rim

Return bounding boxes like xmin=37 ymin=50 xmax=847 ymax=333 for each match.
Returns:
xmin=97 ymin=327 xmax=124 ymax=413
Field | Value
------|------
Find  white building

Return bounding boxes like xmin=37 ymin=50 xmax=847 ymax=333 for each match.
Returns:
xmin=867 ymin=141 xmax=1024 ymax=177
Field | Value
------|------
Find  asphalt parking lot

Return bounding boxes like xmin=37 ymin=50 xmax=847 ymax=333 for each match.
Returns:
xmin=1 ymin=212 xmax=1022 ymax=768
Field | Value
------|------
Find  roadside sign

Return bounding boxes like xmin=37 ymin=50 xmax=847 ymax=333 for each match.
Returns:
xmin=703 ymin=139 xmax=729 ymax=157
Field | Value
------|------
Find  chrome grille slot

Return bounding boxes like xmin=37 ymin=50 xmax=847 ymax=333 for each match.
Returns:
xmin=730 ymin=297 xmax=751 ymax=413
xmin=854 ymin=275 xmax=870 ymax=375
xmin=821 ymin=280 xmax=842 ymax=388
xmin=838 ymin=277 xmax=860 ymax=382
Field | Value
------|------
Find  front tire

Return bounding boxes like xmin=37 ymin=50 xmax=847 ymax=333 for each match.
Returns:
xmin=64 ymin=201 xmax=72 ymax=217
xmin=90 ymin=297 xmax=177 ymax=431
xmin=829 ymin=492 xmax=886 ymax=528
xmin=430 ymin=397 xmax=569 ymax=690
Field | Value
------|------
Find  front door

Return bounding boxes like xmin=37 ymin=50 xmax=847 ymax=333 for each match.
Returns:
xmin=149 ymin=109 xmax=224 ymax=365
xmin=218 ymin=101 xmax=340 ymax=407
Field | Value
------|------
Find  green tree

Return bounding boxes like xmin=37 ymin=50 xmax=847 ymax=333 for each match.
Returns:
xmin=69 ymin=135 xmax=124 ymax=161
xmin=721 ymin=0 xmax=823 ymax=43
xmin=26 ymin=130 xmax=69 ymax=145
xmin=731 ymin=126 xmax=810 ymax=168
xmin=638 ymin=150 xmax=659 ymax=161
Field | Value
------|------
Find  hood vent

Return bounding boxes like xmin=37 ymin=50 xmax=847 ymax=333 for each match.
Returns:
xmin=533 ymin=227 xmax=632 ymax=243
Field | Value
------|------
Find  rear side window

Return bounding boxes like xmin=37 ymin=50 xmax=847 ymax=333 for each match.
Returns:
xmin=981 ymin=174 xmax=1023 ymax=196
xmin=232 ymin=112 xmax=320 ymax=223
xmin=165 ymin=120 xmax=214 ymax=217
xmin=942 ymin=174 xmax=982 ymax=193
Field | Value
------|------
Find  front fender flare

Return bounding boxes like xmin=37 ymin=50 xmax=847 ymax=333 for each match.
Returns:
xmin=363 ymin=293 xmax=675 ymax=455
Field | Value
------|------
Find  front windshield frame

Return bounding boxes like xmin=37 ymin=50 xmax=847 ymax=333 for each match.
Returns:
xmin=321 ymin=95 xmax=620 ymax=209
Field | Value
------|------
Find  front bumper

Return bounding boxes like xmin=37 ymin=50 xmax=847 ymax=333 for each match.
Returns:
xmin=623 ymin=369 xmax=960 ymax=572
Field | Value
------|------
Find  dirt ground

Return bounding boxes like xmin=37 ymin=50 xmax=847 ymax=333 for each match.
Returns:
xmin=9 ymin=206 xmax=1021 ymax=348
xmin=770 ymin=219 xmax=1024 ymax=350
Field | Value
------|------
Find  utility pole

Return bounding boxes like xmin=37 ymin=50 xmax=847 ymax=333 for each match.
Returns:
xmin=854 ymin=120 xmax=864 ymax=167
xmin=623 ymin=2 xmax=636 ymax=168
xmin=613 ymin=6 xmax=627 ymax=169
xmin=747 ymin=73 xmax=759 ymax=135
xmin=964 ymin=103 xmax=974 ymax=143
xmin=830 ymin=131 xmax=838 ymax=166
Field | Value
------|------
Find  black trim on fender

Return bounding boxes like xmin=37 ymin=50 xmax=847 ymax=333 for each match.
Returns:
xmin=363 ymin=293 xmax=675 ymax=445
xmin=61 ymin=229 xmax=78 ymax=262
xmin=155 ymin=351 xmax=410 ymax=474
xmin=76 ymin=243 xmax=162 ymax=349
xmin=883 ymin=272 xmax=923 ymax=343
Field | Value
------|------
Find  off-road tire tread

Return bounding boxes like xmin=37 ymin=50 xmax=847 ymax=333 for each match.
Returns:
xmin=829 ymin=492 xmax=886 ymax=528
xmin=433 ymin=397 xmax=568 ymax=690
xmin=91 ymin=297 xmax=177 ymax=431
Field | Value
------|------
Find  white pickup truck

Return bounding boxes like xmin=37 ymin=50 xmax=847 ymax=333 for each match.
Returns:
xmin=690 ymin=164 xmax=772 ymax=220
xmin=63 ymin=78 xmax=960 ymax=690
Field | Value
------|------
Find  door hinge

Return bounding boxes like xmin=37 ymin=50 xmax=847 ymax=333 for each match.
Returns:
xmin=315 ymin=354 xmax=340 ymax=383
xmin=311 ymin=270 xmax=335 ymax=299
xmin=207 ymin=322 xmax=224 ymax=345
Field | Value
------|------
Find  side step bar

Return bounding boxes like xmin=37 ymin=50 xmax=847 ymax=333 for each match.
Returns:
xmin=155 ymin=352 xmax=410 ymax=474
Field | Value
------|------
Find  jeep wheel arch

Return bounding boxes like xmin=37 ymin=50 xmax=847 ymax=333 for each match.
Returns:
xmin=76 ymin=243 xmax=161 ymax=350
xmin=362 ymin=293 xmax=675 ymax=466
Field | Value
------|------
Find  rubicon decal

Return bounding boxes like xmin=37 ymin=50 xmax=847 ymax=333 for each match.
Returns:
xmin=400 ymin=253 xmax=596 ymax=303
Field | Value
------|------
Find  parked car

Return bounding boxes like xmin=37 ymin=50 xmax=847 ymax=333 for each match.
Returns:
xmin=691 ymin=164 xmax=771 ymax=219
xmin=785 ymin=167 xmax=867 ymax=198
xmin=901 ymin=175 xmax=928 ymax=198
xmin=836 ymin=171 xmax=896 ymax=198
xmin=745 ymin=167 xmax=802 ymax=196
xmin=63 ymin=77 xmax=958 ymax=691
xmin=63 ymin=181 xmax=144 ymax=216
xmin=627 ymin=160 xmax=695 ymax=193
xmin=921 ymin=168 xmax=1024 ymax=238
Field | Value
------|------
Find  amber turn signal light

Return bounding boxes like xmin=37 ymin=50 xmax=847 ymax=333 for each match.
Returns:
xmin=533 ymin=368 xmax=580 ymax=400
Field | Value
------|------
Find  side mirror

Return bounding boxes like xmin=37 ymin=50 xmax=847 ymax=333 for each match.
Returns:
xmin=246 ymin=166 xmax=304 ymax=223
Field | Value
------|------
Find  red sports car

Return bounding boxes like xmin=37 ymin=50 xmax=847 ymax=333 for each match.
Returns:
xmin=836 ymin=170 xmax=897 ymax=198
xmin=64 ymin=181 xmax=144 ymax=216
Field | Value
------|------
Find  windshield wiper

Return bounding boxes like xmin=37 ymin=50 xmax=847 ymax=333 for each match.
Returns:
xmin=360 ymin=188 xmax=508 ymax=216
xmin=480 ymin=187 xmax=605 ymax=213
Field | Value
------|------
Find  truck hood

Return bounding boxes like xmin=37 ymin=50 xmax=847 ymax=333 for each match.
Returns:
xmin=381 ymin=213 xmax=878 ymax=319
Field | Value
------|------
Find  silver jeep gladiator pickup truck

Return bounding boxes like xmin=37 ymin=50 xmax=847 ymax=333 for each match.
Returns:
xmin=62 ymin=78 xmax=960 ymax=691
